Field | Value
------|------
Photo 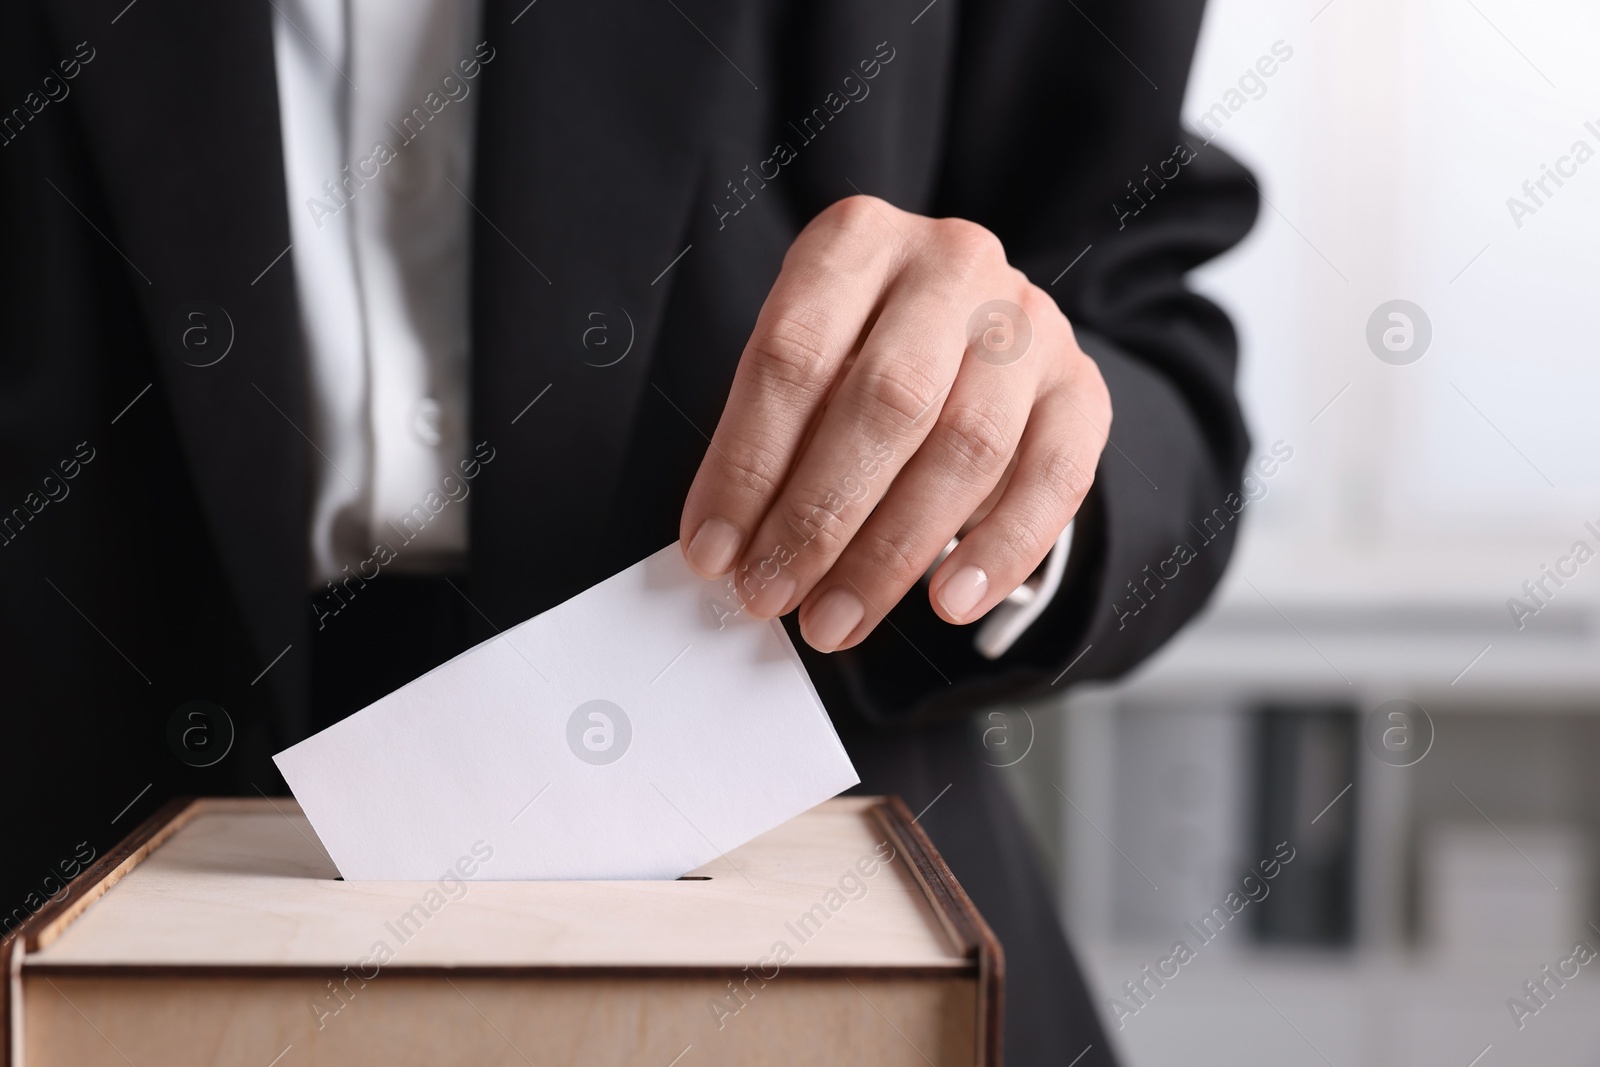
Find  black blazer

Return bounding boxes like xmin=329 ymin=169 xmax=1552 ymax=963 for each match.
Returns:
xmin=0 ymin=0 xmax=1254 ymax=889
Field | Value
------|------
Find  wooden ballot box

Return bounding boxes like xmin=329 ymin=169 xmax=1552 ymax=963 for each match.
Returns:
xmin=3 ymin=797 xmax=1000 ymax=1066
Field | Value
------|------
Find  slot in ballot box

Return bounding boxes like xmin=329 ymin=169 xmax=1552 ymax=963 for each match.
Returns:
xmin=4 ymin=796 xmax=1001 ymax=1066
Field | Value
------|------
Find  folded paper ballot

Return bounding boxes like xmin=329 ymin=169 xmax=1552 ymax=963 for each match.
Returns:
xmin=274 ymin=544 xmax=860 ymax=880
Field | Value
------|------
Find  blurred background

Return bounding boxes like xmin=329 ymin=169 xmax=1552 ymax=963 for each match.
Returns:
xmin=1000 ymin=0 xmax=1600 ymax=1062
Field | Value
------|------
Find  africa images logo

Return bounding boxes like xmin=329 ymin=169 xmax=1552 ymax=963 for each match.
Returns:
xmin=967 ymin=299 xmax=1032 ymax=366
xmin=566 ymin=700 xmax=632 ymax=765
xmin=1366 ymin=300 xmax=1432 ymax=365
xmin=166 ymin=700 xmax=235 ymax=768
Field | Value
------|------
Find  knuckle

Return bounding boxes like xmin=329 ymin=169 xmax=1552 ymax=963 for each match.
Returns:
xmin=1068 ymin=355 xmax=1112 ymax=430
xmin=789 ymin=207 xmax=890 ymax=278
xmin=932 ymin=402 xmax=1013 ymax=483
xmin=1086 ymin=357 xmax=1112 ymax=411
xmin=719 ymin=435 xmax=787 ymax=499
xmin=747 ymin=309 xmax=835 ymax=393
xmin=1019 ymin=283 xmax=1071 ymax=357
xmin=933 ymin=217 xmax=1005 ymax=277
xmin=856 ymin=361 xmax=945 ymax=433
xmin=1000 ymin=499 xmax=1058 ymax=568
xmin=777 ymin=495 xmax=851 ymax=559
xmin=856 ymin=527 xmax=925 ymax=590
xmin=1038 ymin=446 xmax=1096 ymax=508
xmin=823 ymin=194 xmax=890 ymax=233
xmin=1017 ymin=281 xmax=1058 ymax=328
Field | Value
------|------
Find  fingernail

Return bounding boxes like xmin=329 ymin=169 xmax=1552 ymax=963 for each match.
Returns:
xmin=805 ymin=589 xmax=866 ymax=652
xmin=938 ymin=565 xmax=990 ymax=621
xmin=685 ymin=518 xmax=742 ymax=577
xmin=738 ymin=570 xmax=797 ymax=620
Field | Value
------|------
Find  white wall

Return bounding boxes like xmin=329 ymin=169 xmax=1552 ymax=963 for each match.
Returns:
xmin=1126 ymin=0 xmax=1600 ymax=693
xmin=1021 ymin=4 xmax=1600 ymax=1064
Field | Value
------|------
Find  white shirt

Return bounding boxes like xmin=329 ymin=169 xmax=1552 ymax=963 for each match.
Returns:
xmin=270 ymin=0 xmax=1065 ymax=657
xmin=272 ymin=0 xmax=480 ymax=586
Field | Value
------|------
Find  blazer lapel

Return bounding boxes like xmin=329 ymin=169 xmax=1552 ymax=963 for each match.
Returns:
xmin=52 ymin=0 xmax=309 ymax=731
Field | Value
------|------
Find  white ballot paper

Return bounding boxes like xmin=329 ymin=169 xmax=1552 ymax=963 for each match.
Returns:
xmin=274 ymin=544 xmax=859 ymax=880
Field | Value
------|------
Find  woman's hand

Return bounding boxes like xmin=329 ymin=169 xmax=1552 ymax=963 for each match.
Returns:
xmin=680 ymin=195 xmax=1110 ymax=653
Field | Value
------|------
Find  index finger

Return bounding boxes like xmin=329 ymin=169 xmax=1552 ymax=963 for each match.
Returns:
xmin=679 ymin=197 xmax=901 ymax=578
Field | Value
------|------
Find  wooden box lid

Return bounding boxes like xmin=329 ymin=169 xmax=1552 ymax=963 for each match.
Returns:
xmin=5 ymin=796 xmax=1001 ymax=1065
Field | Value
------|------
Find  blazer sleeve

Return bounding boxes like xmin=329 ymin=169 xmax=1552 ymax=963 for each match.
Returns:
xmin=809 ymin=0 xmax=1259 ymax=726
